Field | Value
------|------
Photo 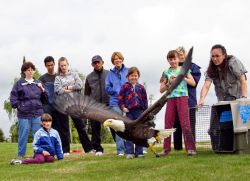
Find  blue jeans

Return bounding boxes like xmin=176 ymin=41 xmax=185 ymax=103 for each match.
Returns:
xmin=18 ymin=117 xmax=41 ymax=157
xmin=125 ymin=108 xmax=143 ymax=156
xmin=110 ymin=106 xmax=126 ymax=154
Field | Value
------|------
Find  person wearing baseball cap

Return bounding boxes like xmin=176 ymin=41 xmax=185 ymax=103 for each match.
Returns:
xmin=84 ymin=55 xmax=109 ymax=156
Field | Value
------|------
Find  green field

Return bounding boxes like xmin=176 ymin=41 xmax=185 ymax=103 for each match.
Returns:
xmin=1 ymin=143 xmax=250 ymax=181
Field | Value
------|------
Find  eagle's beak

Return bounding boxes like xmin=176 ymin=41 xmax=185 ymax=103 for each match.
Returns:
xmin=103 ymin=120 xmax=112 ymax=128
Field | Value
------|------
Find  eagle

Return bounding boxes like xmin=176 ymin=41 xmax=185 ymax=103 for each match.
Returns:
xmin=53 ymin=47 xmax=193 ymax=157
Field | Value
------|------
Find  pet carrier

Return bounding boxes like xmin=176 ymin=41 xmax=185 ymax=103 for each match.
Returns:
xmin=209 ymin=99 xmax=250 ymax=153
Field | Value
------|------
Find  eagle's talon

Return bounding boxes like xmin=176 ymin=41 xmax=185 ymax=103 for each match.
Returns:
xmin=155 ymin=134 xmax=162 ymax=142
xmin=148 ymin=144 xmax=156 ymax=153
xmin=155 ymin=154 xmax=160 ymax=158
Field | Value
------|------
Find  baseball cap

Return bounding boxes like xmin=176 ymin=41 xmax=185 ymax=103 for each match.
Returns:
xmin=92 ymin=55 xmax=103 ymax=63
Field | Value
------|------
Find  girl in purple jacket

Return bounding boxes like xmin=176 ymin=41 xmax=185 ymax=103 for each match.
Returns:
xmin=118 ymin=67 xmax=148 ymax=159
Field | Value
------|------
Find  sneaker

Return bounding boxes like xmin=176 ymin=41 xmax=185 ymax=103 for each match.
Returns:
xmin=117 ymin=153 xmax=124 ymax=156
xmin=126 ymin=154 xmax=134 ymax=159
xmin=136 ymin=154 xmax=145 ymax=158
xmin=86 ymin=149 xmax=96 ymax=155
xmin=187 ymin=150 xmax=197 ymax=156
xmin=10 ymin=159 xmax=22 ymax=165
xmin=63 ymin=152 xmax=70 ymax=157
xmin=95 ymin=151 xmax=103 ymax=156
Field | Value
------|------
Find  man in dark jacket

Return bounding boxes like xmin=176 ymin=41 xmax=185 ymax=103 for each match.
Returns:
xmin=84 ymin=55 xmax=109 ymax=156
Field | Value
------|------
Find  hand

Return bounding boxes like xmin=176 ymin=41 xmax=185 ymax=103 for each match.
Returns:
xmin=197 ymin=98 xmax=205 ymax=108
xmin=67 ymin=85 xmax=73 ymax=90
xmin=64 ymin=86 xmax=73 ymax=93
xmin=169 ymin=75 xmax=176 ymax=84
xmin=160 ymin=81 xmax=168 ymax=93
xmin=37 ymin=83 xmax=45 ymax=92
xmin=43 ymin=150 xmax=50 ymax=156
xmin=122 ymin=107 xmax=129 ymax=113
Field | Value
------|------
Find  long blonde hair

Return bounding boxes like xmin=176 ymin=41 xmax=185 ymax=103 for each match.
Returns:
xmin=57 ymin=57 xmax=69 ymax=75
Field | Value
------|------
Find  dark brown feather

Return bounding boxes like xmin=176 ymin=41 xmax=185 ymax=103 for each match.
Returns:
xmin=53 ymin=93 xmax=132 ymax=124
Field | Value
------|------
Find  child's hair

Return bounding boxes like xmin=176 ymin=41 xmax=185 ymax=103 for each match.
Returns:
xmin=111 ymin=52 xmax=124 ymax=64
xmin=166 ymin=50 xmax=179 ymax=59
xmin=127 ymin=66 xmax=140 ymax=78
xmin=41 ymin=113 xmax=53 ymax=122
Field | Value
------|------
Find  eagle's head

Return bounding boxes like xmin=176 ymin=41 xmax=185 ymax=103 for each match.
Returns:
xmin=103 ymin=119 xmax=125 ymax=132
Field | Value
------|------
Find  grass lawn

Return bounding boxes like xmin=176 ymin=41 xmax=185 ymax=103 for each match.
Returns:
xmin=1 ymin=143 xmax=250 ymax=181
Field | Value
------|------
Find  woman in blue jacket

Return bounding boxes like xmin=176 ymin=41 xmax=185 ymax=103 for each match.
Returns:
xmin=105 ymin=51 xmax=129 ymax=156
xmin=10 ymin=62 xmax=48 ymax=159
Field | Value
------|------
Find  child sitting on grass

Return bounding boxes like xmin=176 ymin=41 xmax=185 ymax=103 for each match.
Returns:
xmin=11 ymin=113 xmax=63 ymax=165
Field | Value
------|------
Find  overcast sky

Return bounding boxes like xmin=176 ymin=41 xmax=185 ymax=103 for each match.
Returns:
xmin=1 ymin=0 xmax=250 ymax=137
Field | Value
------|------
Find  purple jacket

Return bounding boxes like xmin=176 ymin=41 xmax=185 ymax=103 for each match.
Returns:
xmin=10 ymin=78 xmax=47 ymax=118
xmin=118 ymin=82 xmax=148 ymax=111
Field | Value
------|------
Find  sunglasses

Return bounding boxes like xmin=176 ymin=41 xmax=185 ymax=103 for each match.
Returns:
xmin=92 ymin=61 xmax=101 ymax=65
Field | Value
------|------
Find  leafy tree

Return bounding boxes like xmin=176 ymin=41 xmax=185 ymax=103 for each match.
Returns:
xmin=9 ymin=122 xmax=18 ymax=142
xmin=0 ymin=128 xmax=5 ymax=142
xmin=101 ymin=127 xmax=114 ymax=143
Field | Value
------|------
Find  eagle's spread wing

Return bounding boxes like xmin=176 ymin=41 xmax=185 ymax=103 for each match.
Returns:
xmin=134 ymin=47 xmax=193 ymax=125
xmin=53 ymin=93 xmax=133 ymax=124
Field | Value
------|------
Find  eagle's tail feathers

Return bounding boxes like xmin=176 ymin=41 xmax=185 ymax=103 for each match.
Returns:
xmin=157 ymin=128 xmax=176 ymax=139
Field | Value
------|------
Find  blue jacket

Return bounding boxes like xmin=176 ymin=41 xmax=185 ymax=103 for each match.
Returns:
xmin=33 ymin=127 xmax=63 ymax=160
xmin=10 ymin=78 xmax=47 ymax=118
xmin=105 ymin=64 xmax=129 ymax=107
xmin=187 ymin=63 xmax=201 ymax=107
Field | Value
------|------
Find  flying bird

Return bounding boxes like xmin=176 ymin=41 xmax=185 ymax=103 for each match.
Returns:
xmin=53 ymin=47 xmax=193 ymax=156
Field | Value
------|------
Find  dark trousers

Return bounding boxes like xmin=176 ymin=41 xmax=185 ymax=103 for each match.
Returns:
xmin=71 ymin=117 xmax=93 ymax=153
xmin=110 ymin=128 xmax=116 ymax=142
xmin=125 ymin=108 xmax=143 ymax=156
xmin=107 ymin=128 xmax=117 ymax=150
xmin=90 ymin=119 xmax=103 ymax=152
xmin=173 ymin=114 xmax=182 ymax=150
xmin=173 ymin=107 xmax=196 ymax=150
xmin=43 ymin=104 xmax=70 ymax=153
